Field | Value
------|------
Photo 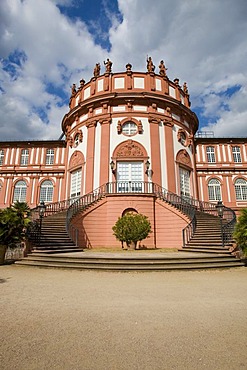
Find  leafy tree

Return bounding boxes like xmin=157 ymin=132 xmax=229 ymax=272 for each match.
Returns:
xmin=233 ymin=208 xmax=247 ymax=257
xmin=112 ymin=212 xmax=151 ymax=249
xmin=0 ymin=202 xmax=31 ymax=264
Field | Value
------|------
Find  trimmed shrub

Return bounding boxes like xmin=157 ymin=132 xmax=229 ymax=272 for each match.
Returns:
xmin=112 ymin=212 xmax=151 ymax=249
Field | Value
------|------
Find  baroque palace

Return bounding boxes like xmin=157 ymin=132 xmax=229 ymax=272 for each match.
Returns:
xmin=1 ymin=58 xmax=247 ymax=249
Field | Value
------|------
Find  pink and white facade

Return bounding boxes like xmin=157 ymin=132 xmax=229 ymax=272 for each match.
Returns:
xmin=1 ymin=60 xmax=247 ymax=248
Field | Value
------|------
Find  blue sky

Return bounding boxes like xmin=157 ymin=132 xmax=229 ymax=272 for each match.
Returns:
xmin=0 ymin=0 xmax=247 ymax=140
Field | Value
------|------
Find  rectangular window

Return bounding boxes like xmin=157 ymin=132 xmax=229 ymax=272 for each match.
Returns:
xmin=20 ymin=149 xmax=29 ymax=166
xmin=46 ymin=149 xmax=54 ymax=165
xmin=70 ymin=169 xmax=82 ymax=198
xmin=232 ymin=146 xmax=241 ymax=163
xmin=179 ymin=167 xmax=190 ymax=197
xmin=117 ymin=162 xmax=143 ymax=192
xmin=206 ymin=146 xmax=216 ymax=163
xmin=0 ymin=149 xmax=4 ymax=165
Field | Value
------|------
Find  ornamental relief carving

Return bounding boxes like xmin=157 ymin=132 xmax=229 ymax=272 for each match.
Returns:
xmin=116 ymin=140 xmax=145 ymax=158
xmin=69 ymin=150 xmax=85 ymax=170
xmin=176 ymin=149 xmax=192 ymax=167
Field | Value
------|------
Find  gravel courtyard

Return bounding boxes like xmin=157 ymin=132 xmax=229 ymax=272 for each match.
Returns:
xmin=1 ymin=265 xmax=247 ymax=370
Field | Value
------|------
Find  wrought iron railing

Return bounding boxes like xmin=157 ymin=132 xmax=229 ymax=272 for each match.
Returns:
xmin=30 ymin=198 xmax=76 ymax=221
xmin=221 ymin=207 xmax=236 ymax=247
xmin=27 ymin=181 xmax=236 ymax=250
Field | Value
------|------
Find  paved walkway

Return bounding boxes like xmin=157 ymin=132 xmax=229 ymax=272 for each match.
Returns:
xmin=1 ymin=265 xmax=247 ymax=370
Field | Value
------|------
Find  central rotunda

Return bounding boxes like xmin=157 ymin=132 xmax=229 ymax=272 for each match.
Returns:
xmin=62 ymin=57 xmax=199 ymax=249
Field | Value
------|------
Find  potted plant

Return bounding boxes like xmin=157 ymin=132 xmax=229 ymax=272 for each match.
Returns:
xmin=0 ymin=202 xmax=31 ymax=265
xmin=112 ymin=212 xmax=151 ymax=249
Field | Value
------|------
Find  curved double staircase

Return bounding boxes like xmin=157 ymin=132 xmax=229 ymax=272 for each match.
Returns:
xmin=16 ymin=182 xmax=245 ymax=271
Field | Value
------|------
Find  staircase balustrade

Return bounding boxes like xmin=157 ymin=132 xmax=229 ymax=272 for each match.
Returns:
xmin=27 ymin=181 xmax=236 ymax=250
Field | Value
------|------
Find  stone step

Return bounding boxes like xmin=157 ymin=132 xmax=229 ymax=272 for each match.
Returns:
xmin=38 ymin=242 xmax=75 ymax=247
xmin=32 ymin=248 xmax=83 ymax=254
xmin=15 ymin=258 xmax=244 ymax=271
xmin=181 ymin=247 xmax=232 ymax=254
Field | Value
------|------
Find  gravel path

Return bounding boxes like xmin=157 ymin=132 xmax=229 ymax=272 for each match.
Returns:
xmin=1 ymin=265 xmax=247 ymax=370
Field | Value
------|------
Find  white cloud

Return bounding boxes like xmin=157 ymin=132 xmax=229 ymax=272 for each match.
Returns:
xmin=0 ymin=0 xmax=106 ymax=140
xmin=109 ymin=0 xmax=247 ymax=135
xmin=0 ymin=0 xmax=247 ymax=140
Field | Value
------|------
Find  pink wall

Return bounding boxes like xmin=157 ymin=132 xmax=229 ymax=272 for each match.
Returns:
xmin=70 ymin=194 xmax=189 ymax=249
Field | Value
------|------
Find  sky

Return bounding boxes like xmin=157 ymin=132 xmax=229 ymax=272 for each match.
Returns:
xmin=0 ymin=0 xmax=247 ymax=141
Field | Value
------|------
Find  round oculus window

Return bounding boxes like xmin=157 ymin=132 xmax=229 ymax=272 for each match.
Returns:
xmin=122 ymin=122 xmax=138 ymax=136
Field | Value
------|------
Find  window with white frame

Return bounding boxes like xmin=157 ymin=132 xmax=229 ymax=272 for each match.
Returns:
xmin=208 ymin=179 xmax=221 ymax=201
xmin=206 ymin=146 xmax=216 ymax=163
xmin=46 ymin=149 xmax=54 ymax=165
xmin=13 ymin=180 xmax=27 ymax=202
xmin=234 ymin=178 xmax=247 ymax=200
xmin=117 ymin=161 xmax=143 ymax=192
xmin=20 ymin=149 xmax=29 ymax=166
xmin=179 ymin=167 xmax=190 ymax=197
xmin=232 ymin=146 xmax=242 ymax=163
xmin=122 ymin=122 xmax=138 ymax=136
xmin=0 ymin=149 xmax=4 ymax=165
xmin=70 ymin=169 xmax=82 ymax=198
xmin=40 ymin=180 xmax=54 ymax=202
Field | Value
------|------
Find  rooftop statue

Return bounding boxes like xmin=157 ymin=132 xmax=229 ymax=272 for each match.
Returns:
xmin=159 ymin=60 xmax=167 ymax=77
xmin=94 ymin=63 xmax=101 ymax=78
xmin=183 ymin=82 xmax=189 ymax=95
xmin=147 ymin=56 xmax=155 ymax=73
xmin=78 ymin=79 xmax=85 ymax=90
xmin=104 ymin=58 xmax=112 ymax=73
xmin=71 ymin=83 xmax=77 ymax=96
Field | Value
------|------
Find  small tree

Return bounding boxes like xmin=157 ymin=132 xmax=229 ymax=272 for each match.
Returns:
xmin=0 ymin=202 xmax=31 ymax=264
xmin=112 ymin=212 xmax=151 ymax=249
xmin=233 ymin=208 xmax=247 ymax=257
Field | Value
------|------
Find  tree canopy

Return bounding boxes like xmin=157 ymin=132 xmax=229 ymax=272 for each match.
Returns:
xmin=112 ymin=212 xmax=151 ymax=249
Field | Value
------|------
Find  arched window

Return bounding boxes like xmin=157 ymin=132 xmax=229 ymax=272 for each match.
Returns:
xmin=234 ymin=178 xmax=247 ymax=200
xmin=208 ymin=179 xmax=221 ymax=201
xmin=40 ymin=180 xmax=53 ymax=203
xmin=13 ymin=180 xmax=27 ymax=202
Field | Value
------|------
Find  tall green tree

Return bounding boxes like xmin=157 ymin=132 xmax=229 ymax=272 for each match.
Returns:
xmin=233 ymin=208 xmax=247 ymax=257
xmin=112 ymin=212 xmax=151 ymax=249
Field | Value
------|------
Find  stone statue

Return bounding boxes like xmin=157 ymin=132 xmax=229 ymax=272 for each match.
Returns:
xmin=104 ymin=58 xmax=112 ymax=73
xmin=93 ymin=63 xmax=101 ymax=78
xmin=78 ymin=79 xmax=85 ymax=90
xmin=146 ymin=56 xmax=155 ymax=73
xmin=159 ymin=60 xmax=167 ymax=77
xmin=183 ymin=82 xmax=189 ymax=95
xmin=71 ymin=83 xmax=77 ymax=96
xmin=126 ymin=63 xmax=132 ymax=73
